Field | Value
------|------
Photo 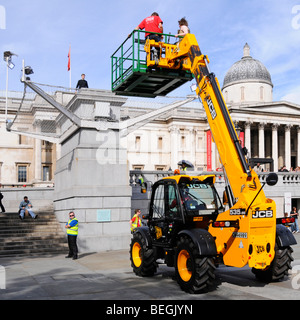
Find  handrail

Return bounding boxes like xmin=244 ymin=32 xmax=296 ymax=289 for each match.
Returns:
xmin=111 ymin=29 xmax=187 ymax=93
xmin=111 ymin=30 xmax=180 ymax=58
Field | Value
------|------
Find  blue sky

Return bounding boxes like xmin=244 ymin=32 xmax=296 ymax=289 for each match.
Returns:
xmin=1 ymin=0 xmax=300 ymax=103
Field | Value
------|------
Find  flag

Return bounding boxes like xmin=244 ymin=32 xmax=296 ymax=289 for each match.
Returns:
xmin=67 ymin=46 xmax=71 ymax=71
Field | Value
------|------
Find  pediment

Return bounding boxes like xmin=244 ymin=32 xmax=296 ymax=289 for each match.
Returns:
xmin=234 ymin=101 xmax=300 ymax=116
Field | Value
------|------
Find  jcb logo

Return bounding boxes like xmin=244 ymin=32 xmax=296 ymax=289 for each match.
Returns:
xmin=206 ymin=97 xmax=217 ymax=120
xmin=252 ymin=210 xmax=273 ymax=219
xmin=255 ymin=245 xmax=265 ymax=254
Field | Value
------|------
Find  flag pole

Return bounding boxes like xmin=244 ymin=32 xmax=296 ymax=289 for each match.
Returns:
xmin=68 ymin=45 xmax=71 ymax=90
xmin=69 ymin=64 xmax=71 ymax=90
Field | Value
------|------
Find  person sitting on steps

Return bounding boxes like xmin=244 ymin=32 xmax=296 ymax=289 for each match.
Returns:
xmin=19 ymin=196 xmax=38 ymax=220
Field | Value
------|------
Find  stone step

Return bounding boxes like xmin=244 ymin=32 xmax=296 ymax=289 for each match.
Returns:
xmin=0 ymin=221 xmax=60 ymax=228
xmin=0 ymin=231 xmax=64 ymax=238
xmin=0 ymin=215 xmax=57 ymax=220
xmin=0 ymin=212 xmax=54 ymax=218
xmin=0 ymin=236 xmax=67 ymax=245
xmin=0 ymin=226 xmax=63 ymax=235
xmin=0 ymin=210 xmax=68 ymax=257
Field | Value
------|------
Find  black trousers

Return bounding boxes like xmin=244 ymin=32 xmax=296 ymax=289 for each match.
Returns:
xmin=67 ymin=235 xmax=78 ymax=257
xmin=146 ymin=34 xmax=161 ymax=42
xmin=0 ymin=199 xmax=5 ymax=212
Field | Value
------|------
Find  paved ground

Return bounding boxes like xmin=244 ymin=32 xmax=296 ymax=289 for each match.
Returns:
xmin=1 ymin=233 xmax=300 ymax=301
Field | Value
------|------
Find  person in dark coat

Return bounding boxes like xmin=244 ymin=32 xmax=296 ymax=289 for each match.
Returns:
xmin=0 ymin=184 xmax=5 ymax=213
xmin=76 ymin=74 xmax=89 ymax=90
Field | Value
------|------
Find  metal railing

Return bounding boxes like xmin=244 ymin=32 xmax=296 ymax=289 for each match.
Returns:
xmin=111 ymin=30 xmax=180 ymax=92
xmin=129 ymin=170 xmax=300 ymax=189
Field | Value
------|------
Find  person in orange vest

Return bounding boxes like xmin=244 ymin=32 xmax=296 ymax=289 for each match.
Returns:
xmin=130 ymin=209 xmax=142 ymax=233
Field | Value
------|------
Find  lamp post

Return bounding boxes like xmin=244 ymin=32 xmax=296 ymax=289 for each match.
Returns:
xmin=3 ymin=51 xmax=17 ymax=125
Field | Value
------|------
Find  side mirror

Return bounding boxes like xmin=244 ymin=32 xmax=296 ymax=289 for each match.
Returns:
xmin=266 ymin=172 xmax=278 ymax=186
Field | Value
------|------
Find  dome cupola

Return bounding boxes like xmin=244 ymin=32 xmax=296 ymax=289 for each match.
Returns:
xmin=222 ymin=43 xmax=273 ymax=104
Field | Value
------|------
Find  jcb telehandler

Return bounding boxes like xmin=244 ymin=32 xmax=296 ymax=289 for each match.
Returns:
xmin=128 ymin=32 xmax=297 ymax=293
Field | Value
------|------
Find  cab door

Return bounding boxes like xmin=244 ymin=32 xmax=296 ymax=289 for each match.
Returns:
xmin=149 ymin=179 xmax=183 ymax=244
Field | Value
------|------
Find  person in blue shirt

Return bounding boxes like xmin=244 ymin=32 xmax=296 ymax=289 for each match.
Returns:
xmin=19 ymin=196 xmax=37 ymax=220
xmin=65 ymin=211 xmax=79 ymax=260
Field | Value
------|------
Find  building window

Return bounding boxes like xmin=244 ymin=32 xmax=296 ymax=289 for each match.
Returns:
xmin=135 ymin=136 xmax=141 ymax=150
xmin=181 ymin=136 xmax=186 ymax=149
xmin=132 ymin=165 xmax=144 ymax=170
xmin=260 ymin=86 xmax=264 ymax=101
xmin=18 ymin=165 xmax=27 ymax=183
xmin=158 ymin=137 xmax=163 ymax=150
xmin=155 ymin=165 xmax=166 ymax=171
xmin=43 ymin=166 xmax=51 ymax=181
xmin=19 ymin=135 xmax=28 ymax=145
xmin=241 ymin=86 xmax=245 ymax=101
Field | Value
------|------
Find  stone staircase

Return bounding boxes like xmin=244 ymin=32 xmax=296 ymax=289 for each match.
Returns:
xmin=0 ymin=211 xmax=68 ymax=257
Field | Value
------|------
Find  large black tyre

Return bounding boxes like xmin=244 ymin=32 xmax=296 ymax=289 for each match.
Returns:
xmin=129 ymin=232 xmax=157 ymax=277
xmin=252 ymin=244 xmax=294 ymax=282
xmin=175 ymin=236 xmax=216 ymax=293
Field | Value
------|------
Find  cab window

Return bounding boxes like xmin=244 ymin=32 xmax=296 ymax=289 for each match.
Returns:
xmin=152 ymin=184 xmax=165 ymax=219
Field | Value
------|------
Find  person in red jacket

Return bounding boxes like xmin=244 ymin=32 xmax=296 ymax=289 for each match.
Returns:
xmin=131 ymin=12 xmax=163 ymax=42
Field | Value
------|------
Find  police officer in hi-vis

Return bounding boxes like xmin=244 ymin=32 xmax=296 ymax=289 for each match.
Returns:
xmin=65 ymin=211 xmax=79 ymax=260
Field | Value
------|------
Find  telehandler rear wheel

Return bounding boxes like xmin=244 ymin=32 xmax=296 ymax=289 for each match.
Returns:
xmin=252 ymin=244 xmax=294 ymax=282
xmin=175 ymin=236 xmax=216 ymax=293
xmin=130 ymin=232 xmax=157 ymax=277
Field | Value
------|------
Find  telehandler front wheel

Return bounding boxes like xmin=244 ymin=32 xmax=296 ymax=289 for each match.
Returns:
xmin=175 ymin=236 xmax=216 ymax=293
xmin=252 ymin=244 xmax=294 ymax=282
xmin=130 ymin=232 xmax=157 ymax=277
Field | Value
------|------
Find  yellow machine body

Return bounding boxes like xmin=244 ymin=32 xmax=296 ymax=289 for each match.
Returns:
xmin=144 ymin=34 xmax=276 ymax=270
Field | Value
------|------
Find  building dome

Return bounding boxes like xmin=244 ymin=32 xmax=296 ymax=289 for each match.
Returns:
xmin=222 ymin=43 xmax=273 ymax=90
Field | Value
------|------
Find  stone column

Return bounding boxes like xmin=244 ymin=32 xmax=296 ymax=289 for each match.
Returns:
xmin=285 ymin=124 xmax=291 ymax=169
xmin=298 ymin=127 xmax=300 ymax=167
xmin=189 ymin=128 xmax=196 ymax=167
xmin=212 ymin=140 xmax=216 ymax=171
xmin=244 ymin=122 xmax=252 ymax=158
xmin=169 ymin=126 xmax=179 ymax=170
xmin=34 ymin=120 xmax=42 ymax=182
xmin=258 ymin=122 xmax=265 ymax=159
xmin=272 ymin=123 xmax=279 ymax=171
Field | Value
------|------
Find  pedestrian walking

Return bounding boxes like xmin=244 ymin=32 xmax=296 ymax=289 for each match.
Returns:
xmin=130 ymin=209 xmax=142 ymax=233
xmin=0 ymin=184 xmax=5 ymax=213
xmin=291 ymin=207 xmax=299 ymax=233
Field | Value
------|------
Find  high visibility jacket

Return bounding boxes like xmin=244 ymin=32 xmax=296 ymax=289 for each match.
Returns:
xmin=131 ymin=214 xmax=141 ymax=232
xmin=67 ymin=218 xmax=78 ymax=236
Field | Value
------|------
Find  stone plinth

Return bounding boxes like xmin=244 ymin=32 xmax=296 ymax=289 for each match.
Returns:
xmin=54 ymin=90 xmax=132 ymax=252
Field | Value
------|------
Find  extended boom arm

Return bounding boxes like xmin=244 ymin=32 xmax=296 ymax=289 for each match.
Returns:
xmin=145 ymin=34 xmax=255 ymax=203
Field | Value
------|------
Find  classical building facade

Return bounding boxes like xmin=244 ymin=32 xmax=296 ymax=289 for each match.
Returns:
xmin=0 ymin=43 xmax=300 ymax=187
